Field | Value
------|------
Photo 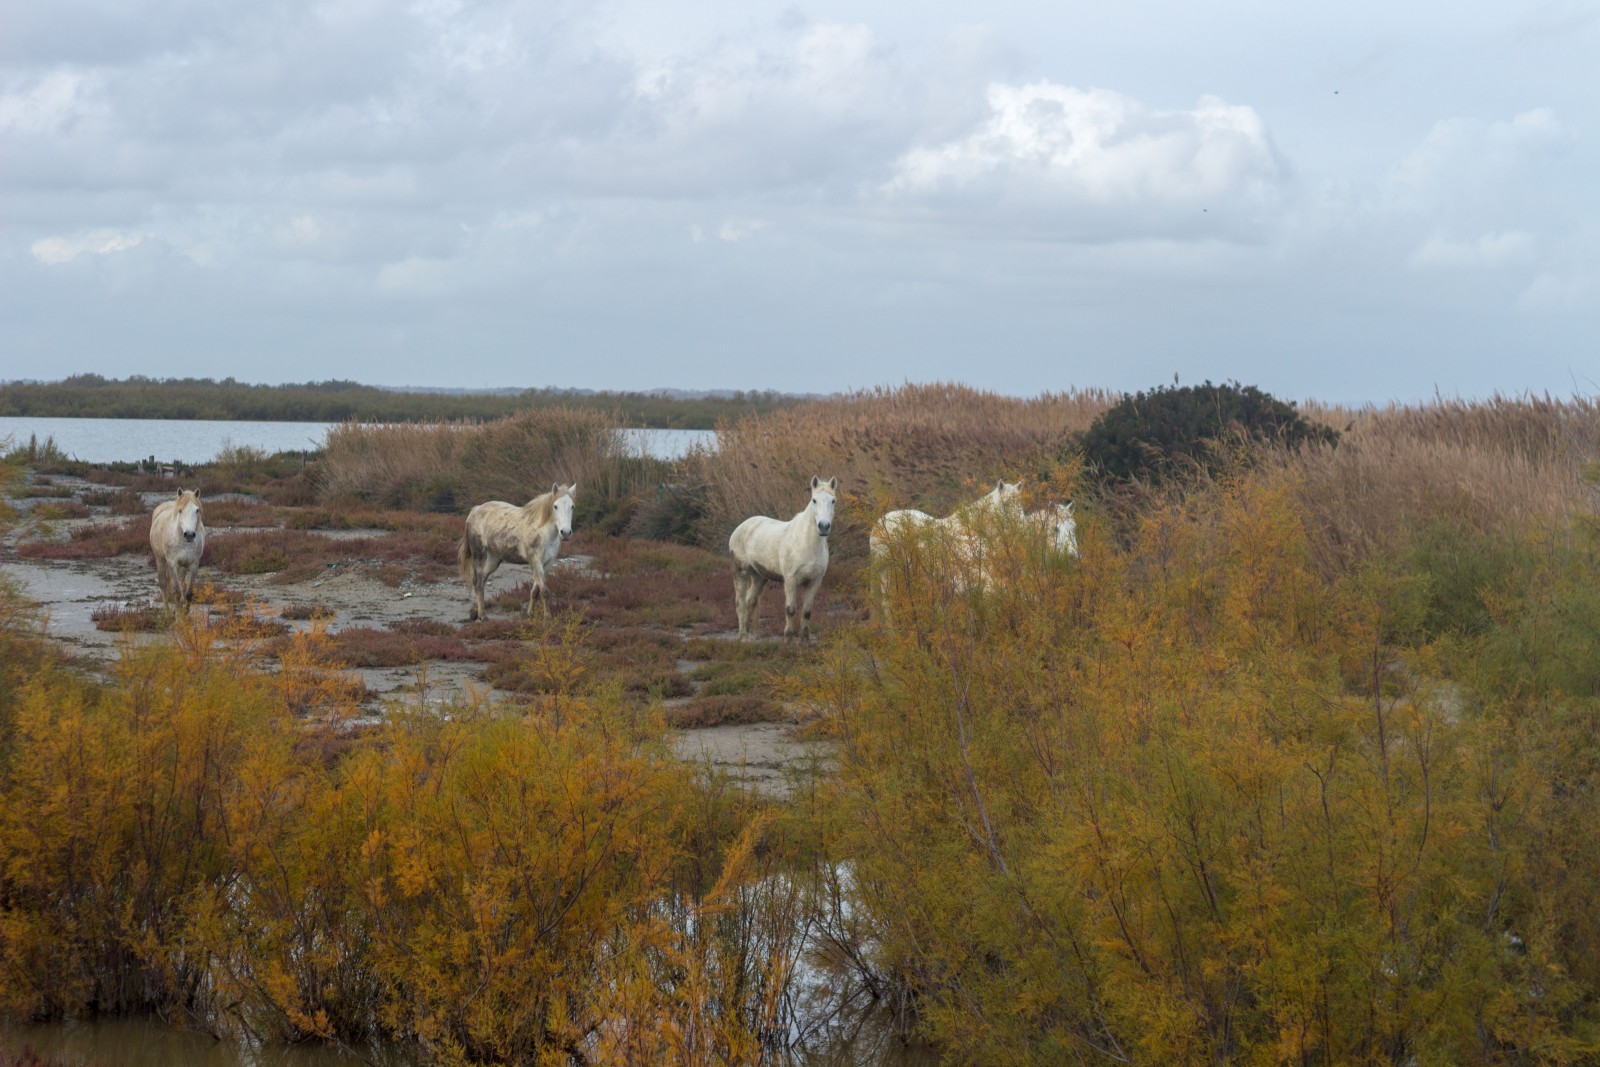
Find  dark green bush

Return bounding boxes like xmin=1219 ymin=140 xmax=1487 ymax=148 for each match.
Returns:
xmin=1081 ymin=380 xmax=1337 ymax=484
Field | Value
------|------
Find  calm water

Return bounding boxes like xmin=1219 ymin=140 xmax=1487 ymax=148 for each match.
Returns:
xmin=0 ymin=417 xmax=715 ymax=464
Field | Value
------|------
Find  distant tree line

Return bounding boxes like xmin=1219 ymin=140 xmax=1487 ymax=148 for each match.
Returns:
xmin=0 ymin=374 xmax=800 ymax=428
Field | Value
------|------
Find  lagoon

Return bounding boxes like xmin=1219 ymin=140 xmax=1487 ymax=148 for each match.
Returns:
xmin=0 ymin=417 xmax=715 ymax=465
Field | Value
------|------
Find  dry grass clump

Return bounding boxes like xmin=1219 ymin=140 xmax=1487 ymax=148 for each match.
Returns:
xmin=1281 ymin=394 xmax=1599 ymax=569
xmin=480 ymin=622 xmax=695 ymax=698
xmin=309 ymin=625 xmax=519 ymax=669
xmin=8 ymin=484 xmax=77 ymax=499
xmin=203 ymin=526 xmax=458 ymax=584
xmin=29 ymin=501 xmax=92 ymax=521
xmin=17 ymin=515 xmax=151 ymax=559
xmin=474 ymin=537 xmax=737 ymax=631
xmin=89 ymin=602 xmax=166 ymax=632
xmin=662 ymin=694 xmax=789 ymax=728
xmin=208 ymin=603 xmax=291 ymax=640
xmin=197 ymin=499 xmax=281 ymax=526
xmin=693 ymin=382 xmax=1110 ymax=554
xmin=80 ymin=487 xmax=150 ymax=514
xmin=280 ymin=601 xmax=337 ymax=621
xmin=318 ymin=408 xmax=659 ymax=520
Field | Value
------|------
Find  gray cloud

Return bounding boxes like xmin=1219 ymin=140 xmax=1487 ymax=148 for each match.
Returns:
xmin=2 ymin=0 xmax=1596 ymax=400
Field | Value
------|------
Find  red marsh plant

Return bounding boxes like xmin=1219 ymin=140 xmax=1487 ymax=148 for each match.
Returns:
xmin=16 ymin=515 xmax=151 ymax=559
xmin=89 ymin=602 xmax=166 ymax=632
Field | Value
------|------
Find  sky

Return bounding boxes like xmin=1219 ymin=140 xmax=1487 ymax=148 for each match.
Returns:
xmin=2 ymin=0 xmax=1596 ymax=403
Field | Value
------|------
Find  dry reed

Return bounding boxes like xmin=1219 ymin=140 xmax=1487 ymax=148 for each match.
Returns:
xmin=1281 ymin=394 xmax=1599 ymax=568
xmin=318 ymin=408 xmax=660 ymax=518
xmin=693 ymin=382 xmax=1113 ymax=553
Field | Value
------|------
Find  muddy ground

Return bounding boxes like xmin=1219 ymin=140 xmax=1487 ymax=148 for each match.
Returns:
xmin=3 ymin=475 xmax=840 ymax=796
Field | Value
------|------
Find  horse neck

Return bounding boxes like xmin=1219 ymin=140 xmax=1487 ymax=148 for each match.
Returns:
xmin=790 ymin=502 xmax=823 ymax=544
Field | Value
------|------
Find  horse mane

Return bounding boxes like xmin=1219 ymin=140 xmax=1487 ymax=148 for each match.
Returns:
xmin=523 ymin=490 xmax=555 ymax=525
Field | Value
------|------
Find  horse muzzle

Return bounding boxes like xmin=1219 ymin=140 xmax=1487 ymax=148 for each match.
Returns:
xmin=183 ymin=531 xmax=197 ymax=542
xmin=816 ymin=522 xmax=832 ymax=537
xmin=560 ymin=529 xmax=572 ymax=540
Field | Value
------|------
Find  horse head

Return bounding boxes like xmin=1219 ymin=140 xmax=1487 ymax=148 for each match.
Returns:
xmin=551 ymin=482 xmax=578 ymax=540
xmin=176 ymin=489 xmax=203 ymax=542
xmin=1046 ymin=500 xmax=1078 ymax=558
xmin=973 ymin=479 xmax=1023 ymax=517
xmin=809 ymin=475 xmax=837 ymax=537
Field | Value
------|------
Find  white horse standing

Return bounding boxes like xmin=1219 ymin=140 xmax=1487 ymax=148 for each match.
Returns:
xmin=150 ymin=489 xmax=206 ymax=611
xmin=459 ymin=483 xmax=577 ymax=620
xmin=729 ymin=476 xmax=836 ymax=641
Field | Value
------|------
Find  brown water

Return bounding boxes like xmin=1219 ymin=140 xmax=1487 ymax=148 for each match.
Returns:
xmin=0 ymin=1017 xmax=415 ymax=1067
xmin=1 ymin=1009 xmax=935 ymax=1066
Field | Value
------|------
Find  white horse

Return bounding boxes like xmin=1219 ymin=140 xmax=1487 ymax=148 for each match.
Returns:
xmin=729 ymin=475 xmax=836 ymax=641
xmin=150 ymin=488 xmax=206 ymax=611
xmin=459 ymin=483 xmax=577 ymax=620
xmin=869 ymin=479 xmax=1022 ymax=567
xmin=873 ymin=485 xmax=1080 ymax=601
xmin=1035 ymin=500 xmax=1078 ymax=559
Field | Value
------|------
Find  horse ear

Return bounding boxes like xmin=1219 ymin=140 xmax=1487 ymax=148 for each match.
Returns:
xmin=1065 ymin=499 xmax=1074 ymax=513
xmin=551 ymin=481 xmax=560 ymax=495
xmin=567 ymin=483 xmax=578 ymax=495
xmin=811 ymin=475 xmax=821 ymax=490
xmin=828 ymin=476 xmax=837 ymax=491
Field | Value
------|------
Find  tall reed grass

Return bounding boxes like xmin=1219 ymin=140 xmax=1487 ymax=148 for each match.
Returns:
xmin=1282 ymin=394 xmax=1600 ymax=569
xmin=691 ymin=382 xmax=1113 ymax=553
xmin=318 ymin=408 xmax=666 ymax=525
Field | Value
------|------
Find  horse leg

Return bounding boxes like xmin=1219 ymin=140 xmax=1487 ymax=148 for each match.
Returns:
xmin=783 ymin=579 xmax=805 ymax=640
xmin=464 ymin=552 xmax=481 ymax=620
xmin=155 ymin=556 xmax=173 ymax=612
xmin=527 ymin=560 xmax=549 ymax=618
xmin=734 ymin=568 xmax=762 ymax=640
xmin=799 ymin=577 xmax=822 ymax=640
xmin=732 ymin=569 xmax=750 ymax=639
xmin=470 ymin=556 xmax=495 ymax=621
xmin=177 ymin=561 xmax=196 ymax=609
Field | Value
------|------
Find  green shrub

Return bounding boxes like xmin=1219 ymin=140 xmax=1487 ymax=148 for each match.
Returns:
xmin=1082 ymin=380 xmax=1337 ymax=484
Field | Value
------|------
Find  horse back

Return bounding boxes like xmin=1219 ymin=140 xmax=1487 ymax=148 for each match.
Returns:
xmin=149 ymin=499 xmax=177 ymax=551
xmin=466 ymin=500 xmax=546 ymax=564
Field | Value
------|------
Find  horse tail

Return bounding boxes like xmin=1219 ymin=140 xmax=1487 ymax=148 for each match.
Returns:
xmin=458 ymin=526 xmax=479 ymax=582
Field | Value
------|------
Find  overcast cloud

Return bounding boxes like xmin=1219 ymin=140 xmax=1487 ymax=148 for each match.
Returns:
xmin=2 ymin=0 xmax=1595 ymax=401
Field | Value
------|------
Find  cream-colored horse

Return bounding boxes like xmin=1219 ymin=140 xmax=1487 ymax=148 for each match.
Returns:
xmin=870 ymin=479 xmax=1022 ymax=570
xmin=872 ymin=481 xmax=1074 ymax=604
xmin=729 ymin=475 xmax=836 ymax=641
xmin=459 ymin=483 xmax=577 ymax=620
xmin=149 ymin=488 xmax=206 ymax=611
xmin=870 ymin=479 xmax=1017 ymax=556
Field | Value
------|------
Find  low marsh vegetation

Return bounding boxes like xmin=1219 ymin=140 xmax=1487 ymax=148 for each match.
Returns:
xmin=3 ymin=390 xmax=1599 ymax=1064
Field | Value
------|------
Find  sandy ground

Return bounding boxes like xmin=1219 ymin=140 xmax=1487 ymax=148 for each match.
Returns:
xmin=3 ymin=479 xmax=832 ymax=796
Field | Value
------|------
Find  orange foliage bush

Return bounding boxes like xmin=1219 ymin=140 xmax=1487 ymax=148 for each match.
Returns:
xmin=0 ymin=614 xmax=810 ymax=1064
xmin=822 ymin=471 xmax=1600 ymax=1063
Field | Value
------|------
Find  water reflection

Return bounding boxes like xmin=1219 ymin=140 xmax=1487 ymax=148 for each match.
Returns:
xmin=0 ymin=1017 xmax=418 ymax=1067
